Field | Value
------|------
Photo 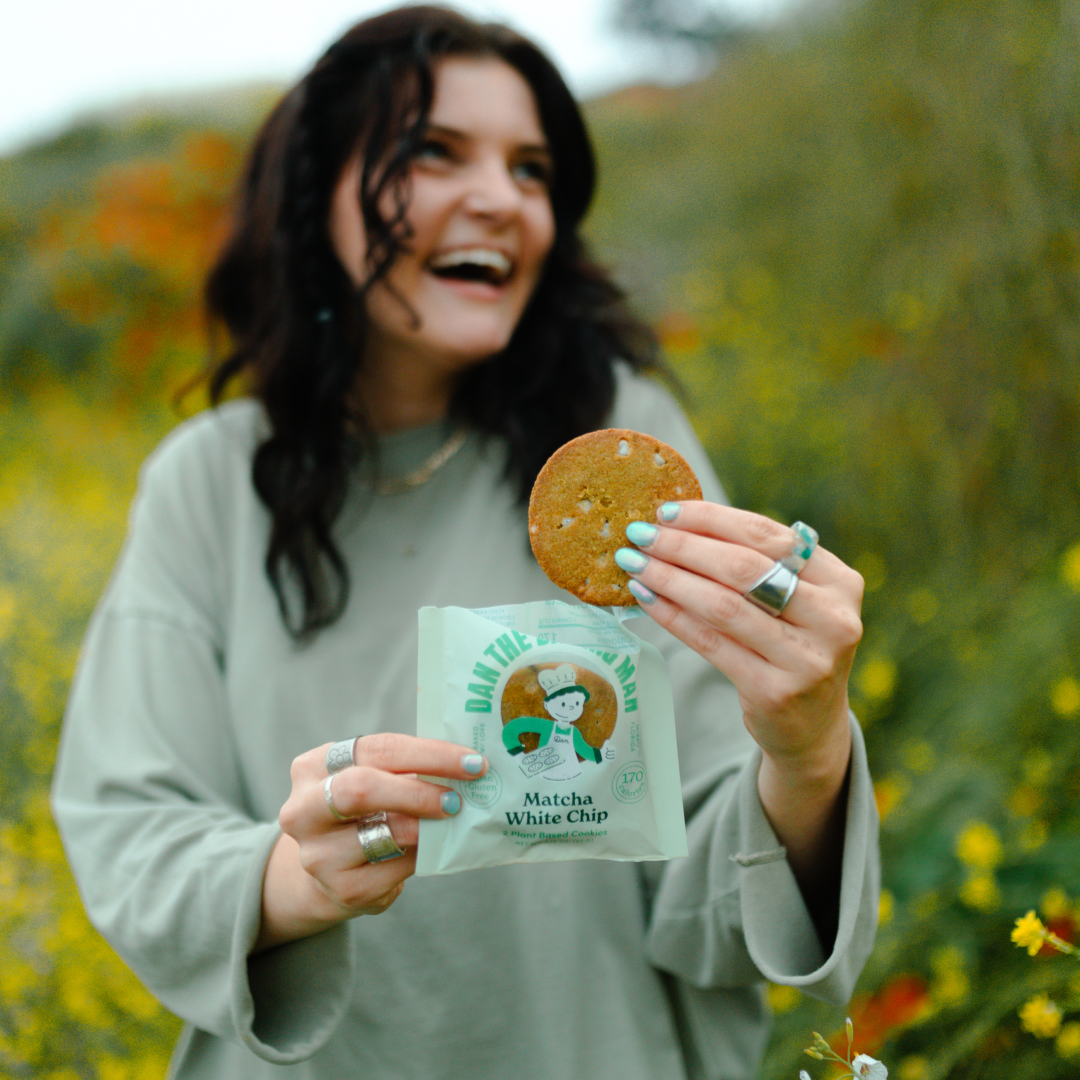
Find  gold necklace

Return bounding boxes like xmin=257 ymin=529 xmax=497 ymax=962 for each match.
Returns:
xmin=374 ymin=427 xmax=468 ymax=496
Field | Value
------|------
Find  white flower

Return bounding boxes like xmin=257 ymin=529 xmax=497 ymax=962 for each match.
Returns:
xmin=852 ymin=1054 xmax=888 ymax=1080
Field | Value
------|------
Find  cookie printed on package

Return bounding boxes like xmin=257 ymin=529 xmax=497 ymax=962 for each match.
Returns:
xmin=415 ymin=599 xmax=688 ymax=876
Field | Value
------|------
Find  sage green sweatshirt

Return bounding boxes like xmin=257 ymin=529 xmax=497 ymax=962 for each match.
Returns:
xmin=52 ymin=369 xmax=879 ymax=1080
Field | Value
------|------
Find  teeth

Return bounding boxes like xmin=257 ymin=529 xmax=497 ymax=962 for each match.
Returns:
xmin=429 ymin=248 xmax=513 ymax=278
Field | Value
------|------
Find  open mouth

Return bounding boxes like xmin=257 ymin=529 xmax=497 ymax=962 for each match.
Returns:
xmin=427 ymin=248 xmax=514 ymax=286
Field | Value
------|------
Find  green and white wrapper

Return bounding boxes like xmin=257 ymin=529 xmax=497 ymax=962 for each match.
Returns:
xmin=416 ymin=599 xmax=688 ymax=876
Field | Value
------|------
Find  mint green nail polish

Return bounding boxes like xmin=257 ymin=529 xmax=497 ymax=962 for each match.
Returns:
xmin=626 ymin=521 xmax=658 ymax=546
xmin=628 ymin=579 xmax=657 ymax=604
xmin=462 ymin=754 xmax=484 ymax=775
xmin=615 ymin=547 xmax=649 ymax=574
xmin=659 ymin=503 xmax=681 ymax=522
xmin=442 ymin=791 xmax=461 ymax=815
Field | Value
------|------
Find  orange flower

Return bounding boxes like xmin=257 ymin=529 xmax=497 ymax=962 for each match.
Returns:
xmin=833 ymin=975 xmax=931 ymax=1056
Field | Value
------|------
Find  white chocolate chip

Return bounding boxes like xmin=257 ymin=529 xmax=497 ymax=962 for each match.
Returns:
xmin=600 ymin=521 xmax=611 ymax=538
xmin=617 ymin=439 xmax=630 ymax=456
xmin=560 ymin=517 xmax=574 ymax=528
xmin=577 ymin=499 xmax=591 ymax=512
xmin=654 ymin=453 xmax=666 ymax=466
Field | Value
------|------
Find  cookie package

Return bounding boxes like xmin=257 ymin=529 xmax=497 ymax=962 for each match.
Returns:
xmin=528 ymin=428 xmax=702 ymax=606
xmin=415 ymin=599 xmax=687 ymax=875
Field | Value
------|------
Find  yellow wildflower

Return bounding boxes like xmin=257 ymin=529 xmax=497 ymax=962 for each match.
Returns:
xmin=1012 ymin=911 xmax=1047 ymax=956
xmin=1051 ymin=677 xmax=1080 ymax=718
xmin=96 ymin=1059 xmax=130 ymax=1080
xmin=0 ymin=584 xmax=16 ymax=639
xmin=930 ymin=945 xmax=969 ymax=1007
xmin=959 ymin=873 xmax=1000 ymax=911
xmin=1056 ymin=1022 xmax=1080 ymax=1058
xmin=956 ymin=821 xmax=1004 ymax=871
xmin=874 ymin=777 xmax=908 ymax=820
xmin=897 ymin=1057 xmax=930 ymax=1080
xmin=767 ymin=983 xmax=801 ymax=1014
xmin=1020 ymin=994 xmax=1062 ymax=1038
xmin=1061 ymin=541 xmax=1080 ymax=593
xmin=858 ymin=656 xmax=897 ymax=702
xmin=1041 ymin=889 xmax=1070 ymax=920
xmin=878 ymin=889 xmax=894 ymax=926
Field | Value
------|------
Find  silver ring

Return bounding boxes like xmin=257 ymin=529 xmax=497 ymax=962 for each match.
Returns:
xmin=780 ymin=521 xmax=819 ymax=574
xmin=357 ymin=812 xmax=406 ymax=863
xmin=326 ymin=738 xmax=358 ymax=774
xmin=744 ymin=561 xmax=799 ymax=616
xmin=323 ymin=775 xmax=354 ymax=822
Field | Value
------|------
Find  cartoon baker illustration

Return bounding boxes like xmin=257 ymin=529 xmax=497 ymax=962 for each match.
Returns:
xmin=501 ymin=664 xmax=615 ymax=782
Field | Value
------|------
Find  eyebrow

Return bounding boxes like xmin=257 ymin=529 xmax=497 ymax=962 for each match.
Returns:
xmin=425 ymin=123 xmax=551 ymax=157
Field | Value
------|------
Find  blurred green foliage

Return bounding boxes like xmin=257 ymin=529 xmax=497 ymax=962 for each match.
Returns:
xmin=0 ymin=0 xmax=1077 ymax=1076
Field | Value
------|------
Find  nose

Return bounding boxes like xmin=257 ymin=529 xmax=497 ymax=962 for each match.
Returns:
xmin=461 ymin=155 xmax=523 ymax=220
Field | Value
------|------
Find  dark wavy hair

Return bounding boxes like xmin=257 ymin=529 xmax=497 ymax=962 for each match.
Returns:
xmin=205 ymin=5 xmax=661 ymax=639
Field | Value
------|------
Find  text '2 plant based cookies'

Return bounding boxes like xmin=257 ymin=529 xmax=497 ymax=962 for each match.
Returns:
xmin=528 ymin=429 xmax=702 ymax=606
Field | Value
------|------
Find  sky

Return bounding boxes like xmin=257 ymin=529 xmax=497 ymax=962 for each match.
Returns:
xmin=0 ymin=0 xmax=793 ymax=156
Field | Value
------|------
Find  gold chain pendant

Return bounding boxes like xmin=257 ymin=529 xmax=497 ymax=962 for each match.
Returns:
xmin=374 ymin=428 xmax=468 ymax=496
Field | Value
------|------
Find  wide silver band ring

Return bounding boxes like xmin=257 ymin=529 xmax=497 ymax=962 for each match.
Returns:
xmin=326 ymin=737 xmax=358 ymax=774
xmin=357 ymin=811 xmax=406 ymax=863
xmin=744 ymin=561 xmax=799 ymax=616
xmin=323 ymin=774 xmax=354 ymax=822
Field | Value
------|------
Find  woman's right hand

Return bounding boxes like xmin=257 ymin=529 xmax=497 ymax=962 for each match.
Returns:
xmin=254 ymin=734 xmax=486 ymax=952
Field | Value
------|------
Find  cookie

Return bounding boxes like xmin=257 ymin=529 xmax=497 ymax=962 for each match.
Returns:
xmin=501 ymin=663 xmax=617 ymax=755
xmin=528 ymin=428 xmax=702 ymax=606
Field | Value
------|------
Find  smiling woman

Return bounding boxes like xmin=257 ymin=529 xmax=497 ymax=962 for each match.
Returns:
xmin=201 ymin=5 xmax=647 ymax=637
xmin=50 ymin=7 xmax=880 ymax=1080
xmin=328 ymin=57 xmax=558 ymax=429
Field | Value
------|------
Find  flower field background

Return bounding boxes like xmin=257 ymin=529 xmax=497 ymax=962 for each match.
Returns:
xmin=0 ymin=0 xmax=1077 ymax=1076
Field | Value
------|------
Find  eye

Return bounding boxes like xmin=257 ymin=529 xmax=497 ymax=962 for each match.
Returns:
xmin=413 ymin=138 xmax=452 ymax=164
xmin=512 ymin=158 xmax=553 ymax=186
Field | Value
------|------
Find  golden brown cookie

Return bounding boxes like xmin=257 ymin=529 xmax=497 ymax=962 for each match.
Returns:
xmin=528 ymin=428 xmax=701 ymax=606
xmin=501 ymin=663 xmax=617 ymax=756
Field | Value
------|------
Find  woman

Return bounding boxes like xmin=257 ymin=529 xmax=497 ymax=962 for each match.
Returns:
xmin=52 ymin=7 xmax=878 ymax=1079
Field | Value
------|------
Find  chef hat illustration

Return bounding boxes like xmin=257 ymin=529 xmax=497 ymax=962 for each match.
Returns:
xmin=538 ymin=664 xmax=590 ymax=702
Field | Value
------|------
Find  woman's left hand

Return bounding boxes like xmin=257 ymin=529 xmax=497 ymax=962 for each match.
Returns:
xmin=617 ymin=502 xmax=863 ymax=770
xmin=622 ymin=498 xmax=864 ymax=928
xmin=615 ymin=501 xmax=863 ymax=907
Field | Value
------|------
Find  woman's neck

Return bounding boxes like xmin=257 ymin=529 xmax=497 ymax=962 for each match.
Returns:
xmin=355 ymin=341 xmax=458 ymax=433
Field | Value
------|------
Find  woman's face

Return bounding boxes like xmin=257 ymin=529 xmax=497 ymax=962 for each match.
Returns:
xmin=329 ymin=56 xmax=556 ymax=377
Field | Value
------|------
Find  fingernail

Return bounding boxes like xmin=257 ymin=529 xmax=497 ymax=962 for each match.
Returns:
xmin=658 ymin=503 xmax=681 ymax=522
xmin=441 ymin=791 xmax=461 ymax=815
xmin=627 ymin=579 xmax=657 ymax=604
xmin=462 ymin=754 xmax=485 ymax=775
xmin=626 ymin=521 xmax=659 ymax=547
xmin=614 ymin=547 xmax=649 ymax=574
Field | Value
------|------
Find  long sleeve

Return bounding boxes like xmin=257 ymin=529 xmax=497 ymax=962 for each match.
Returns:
xmin=50 ymin=406 xmax=353 ymax=1064
xmin=51 ymin=380 xmax=879 ymax=1080
xmin=609 ymin=370 xmax=880 ymax=1042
